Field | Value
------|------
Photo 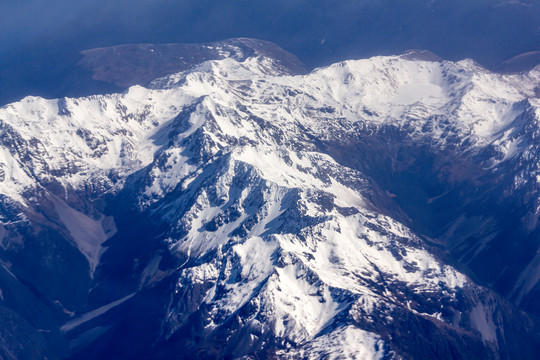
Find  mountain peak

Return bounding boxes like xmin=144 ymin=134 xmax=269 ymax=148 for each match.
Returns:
xmin=78 ymin=38 xmax=306 ymax=88
xmin=400 ymin=49 xmax=443 ymax=62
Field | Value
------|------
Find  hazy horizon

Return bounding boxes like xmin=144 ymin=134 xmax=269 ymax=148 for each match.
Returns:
xmin=1 ymin=0 xmax=539 ymax=105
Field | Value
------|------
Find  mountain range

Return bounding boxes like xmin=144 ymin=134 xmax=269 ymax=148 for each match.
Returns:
xmin=0 ymin=38 xmax=539 ymax=359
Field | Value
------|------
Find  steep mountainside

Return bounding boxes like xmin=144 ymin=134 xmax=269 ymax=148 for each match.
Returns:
xmin=0 ymin=51 xmax=539 ymax=359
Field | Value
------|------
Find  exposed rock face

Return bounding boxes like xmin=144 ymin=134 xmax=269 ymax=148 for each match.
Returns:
xmin=0 ymin=46 xmax=539 ymax=359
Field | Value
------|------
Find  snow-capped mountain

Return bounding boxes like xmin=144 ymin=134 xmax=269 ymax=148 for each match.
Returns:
xmin=0 ymin=43 xmax=539 ymax=359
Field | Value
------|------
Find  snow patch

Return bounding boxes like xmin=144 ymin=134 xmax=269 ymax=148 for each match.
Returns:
xmin=60 ymin=293 xmax=135 ymax=333
xmin=277 ymin=326 xmax=385 ymax=360
xmin=470 ymin=303 xmax=497 ymax=343
xmin=52 ymin=196 xmax=115 ymax=277
xmin=392 ymin=83 xmax=442 ymax=105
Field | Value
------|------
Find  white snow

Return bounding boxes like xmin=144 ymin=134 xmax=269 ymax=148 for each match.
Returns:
xmin=60 ymin=293 xmax=135 ymax=333
xmin=277 ymin=326 xmax=385 ymax=360
xmin=392 ymin=83 xmax=442 ymax=105
xmin=470 ymin=303 xmax=497 ymax=343
xmin=51 ymin=196 xmax=114 ymax=277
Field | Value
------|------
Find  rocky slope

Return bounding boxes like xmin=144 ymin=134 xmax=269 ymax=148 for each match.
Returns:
xmin=0 ymin=48 xmax=539 ymax=359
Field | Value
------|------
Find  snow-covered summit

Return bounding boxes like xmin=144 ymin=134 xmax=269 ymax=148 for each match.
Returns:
xmin=3 ymin=52 xmax=538 ymax=206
